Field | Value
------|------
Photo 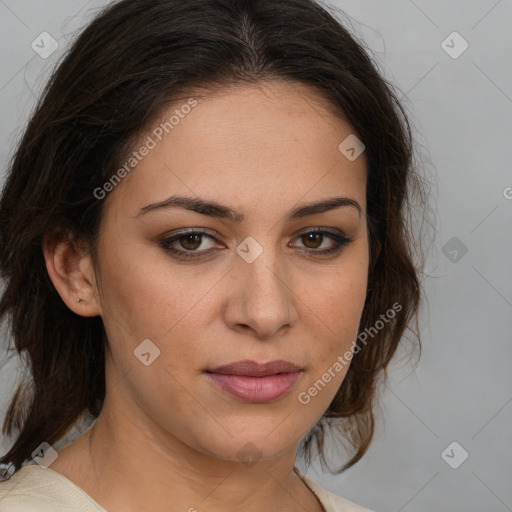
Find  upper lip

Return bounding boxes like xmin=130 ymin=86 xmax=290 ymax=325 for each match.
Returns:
xmin=206 ymin=359 xmax=302 ymax=377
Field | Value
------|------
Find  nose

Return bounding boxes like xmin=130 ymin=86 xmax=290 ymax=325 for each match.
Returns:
xmin=223 ymin=247 xmax=298 ymax=339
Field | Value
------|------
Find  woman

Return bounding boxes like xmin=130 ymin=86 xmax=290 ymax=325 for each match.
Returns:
xmin=0 ymin=0 xmax=429 ymax=510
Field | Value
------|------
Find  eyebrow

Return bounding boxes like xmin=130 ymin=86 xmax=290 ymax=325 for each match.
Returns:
xmin=135 ymin=194 xmax=362 ymax=222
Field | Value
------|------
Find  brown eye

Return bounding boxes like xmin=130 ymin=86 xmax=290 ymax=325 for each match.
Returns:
xmin=179 ymin=233 xmax=203 ymax=250
xmin=301 ymin=232 xmax=324 ymax=249
xmin=291 ymin=228 xmax=353 ymax=257
xmin=160 ymin=228 xmax=221 ymax=259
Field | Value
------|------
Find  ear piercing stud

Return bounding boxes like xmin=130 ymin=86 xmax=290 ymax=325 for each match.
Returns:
xmin=77 ymin=297 xmax=84 ymax=303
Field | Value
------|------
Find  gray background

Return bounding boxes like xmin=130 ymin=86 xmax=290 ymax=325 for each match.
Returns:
xmin=0 ymin=1 xmax=511 ymax=511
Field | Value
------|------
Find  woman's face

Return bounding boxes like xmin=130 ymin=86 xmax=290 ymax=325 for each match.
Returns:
xmin=92 ymin=81 xmax=369 ymax=462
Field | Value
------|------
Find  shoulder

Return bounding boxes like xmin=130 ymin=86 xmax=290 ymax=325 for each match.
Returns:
xmin=0 ymin=464 xmax=106 ymax=512
xmin=294 ymin=466 xmax=375 ymax=512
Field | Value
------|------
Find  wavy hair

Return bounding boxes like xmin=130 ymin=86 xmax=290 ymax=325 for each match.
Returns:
xmin=0 ymin=0 xmax=433 ymax=477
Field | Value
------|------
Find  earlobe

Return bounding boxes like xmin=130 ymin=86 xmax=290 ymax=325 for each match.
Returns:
xmin=41 ymin=231 xmax=101 ymax=317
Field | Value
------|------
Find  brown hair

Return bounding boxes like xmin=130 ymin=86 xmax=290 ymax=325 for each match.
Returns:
xmin=0 ymin=0 xmax=433 ymax=477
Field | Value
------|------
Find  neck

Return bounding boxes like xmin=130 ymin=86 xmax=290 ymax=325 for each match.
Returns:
xmin=52 ymin=400 xmax=322 ymax=512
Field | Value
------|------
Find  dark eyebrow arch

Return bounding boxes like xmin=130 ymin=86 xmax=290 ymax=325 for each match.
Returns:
xmin=135 ymin=195 xmax=362 ymax=221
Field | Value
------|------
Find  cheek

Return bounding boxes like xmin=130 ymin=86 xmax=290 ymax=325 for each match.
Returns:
xmin=96 ymin=248 xmax=225 ymax=393
xmin=307 ymin=266 xmax=367 ymax=334
xmin=96 ymin=232 xmax=206 ymax=338
xmin=97 ymin=249 xmax=210 ymax=402
xmin=302 ymin=260 xmax=368 ymax=381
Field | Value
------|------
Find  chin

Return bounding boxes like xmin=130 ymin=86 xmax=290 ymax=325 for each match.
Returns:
xmin=195 ymin=432 xmax=297 ymax=465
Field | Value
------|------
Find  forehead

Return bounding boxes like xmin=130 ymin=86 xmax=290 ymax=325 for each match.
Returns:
xmin=104 ymin=81 xmax=367 ymax=217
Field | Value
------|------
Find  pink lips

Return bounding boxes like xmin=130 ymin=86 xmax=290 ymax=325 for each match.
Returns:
xmin=205 ymin=359 xmax=303 ymax=403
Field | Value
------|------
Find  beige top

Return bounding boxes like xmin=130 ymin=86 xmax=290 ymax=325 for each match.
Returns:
xmin=0 ymin=463 xmax=374 ymax=512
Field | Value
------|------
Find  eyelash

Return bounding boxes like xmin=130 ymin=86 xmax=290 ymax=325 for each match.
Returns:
xmin=159 ymin=227 xmax=353 ymax=260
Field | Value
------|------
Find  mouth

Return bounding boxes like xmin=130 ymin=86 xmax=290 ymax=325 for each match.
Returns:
xmin=204 ymin=360 xmax=303 ymax=403
xmin=206 ymin=359 xmax=302 ymax=377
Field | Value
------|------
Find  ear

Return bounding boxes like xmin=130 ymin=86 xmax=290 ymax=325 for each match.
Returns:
xmin=42 ymin=230 xmax=102 ymax=317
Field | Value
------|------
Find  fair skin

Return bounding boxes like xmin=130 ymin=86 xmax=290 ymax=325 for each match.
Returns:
xmin=43 ymin=81 xmax=369 ymax=512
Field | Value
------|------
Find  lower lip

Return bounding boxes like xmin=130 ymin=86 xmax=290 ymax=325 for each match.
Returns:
xmin=205 ymin=371 xmax=302 ymax=403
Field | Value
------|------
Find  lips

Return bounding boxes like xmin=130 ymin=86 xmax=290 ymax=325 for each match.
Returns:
xmin=205 ymin=359 xmax=303 ymax=403
xmin=206 ymin=359 xmax=302 ymax=377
